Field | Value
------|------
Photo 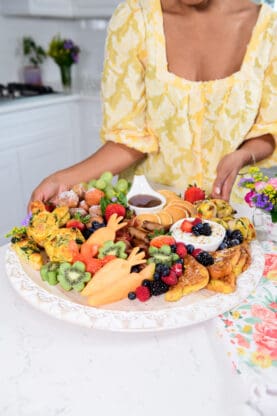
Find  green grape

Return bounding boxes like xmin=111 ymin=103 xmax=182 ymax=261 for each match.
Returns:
xmin=105 ymin=186 xmax=116 ymax=200
xmin=88 ymin=179 xmax=97 ymax=188
xmin=95 ymin=179 xmax=106 ymax=190
xmin=100 ymin=171 xmax=113 ymax=184
xmin=115 ymin=178 xmax=128 ymax=193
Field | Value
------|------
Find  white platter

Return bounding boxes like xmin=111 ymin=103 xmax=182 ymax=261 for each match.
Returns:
xmin=5 ymin=241 xmax=264 ymax=332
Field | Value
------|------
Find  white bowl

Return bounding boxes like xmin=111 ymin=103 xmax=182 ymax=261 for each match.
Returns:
xmin=127 ymin=175 xmax=166 ymax=215
xmin=170 ymin=218 xmax=226 ymax=252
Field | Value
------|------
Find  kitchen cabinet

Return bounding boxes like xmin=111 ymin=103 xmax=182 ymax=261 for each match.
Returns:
xmin=0 ymin=97 xmax=80 ymax=244
xmin=1 ymin=0 xmax=120 ymax=18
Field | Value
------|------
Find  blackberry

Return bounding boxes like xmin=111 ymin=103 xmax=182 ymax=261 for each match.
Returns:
xmin=128 ymin=291 xmax=136 ymax=300
xmin=230 ymin=230 xmax=243 ymax=243
xmin=196 ymin=251 xmax=214 ymax=266
xmin=201 ymin=223 xmax=212 ymax=236
xmin=186 ymin=244 xmax=195 ymax=255
xmin=131 ymin=265 xmax=141 ymax=273
xmin=149 ymin=280 xmax=169 ymax=296
xmin=82 ymin=228 xmax=92 ymax=239
xmin=225 ymin=229 xmax=232 ymax=239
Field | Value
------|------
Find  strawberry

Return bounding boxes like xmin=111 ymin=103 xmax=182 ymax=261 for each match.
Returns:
xmin=161 ymin=271 xmax=178 ymax=286
xmin=150 ymin=235 xmax=176 ymax=248
xmin=66 ymin=219 xmax=85 ymax=231
xmin=181 ymin=220 xmax=193 ymax=233
xmin=192 ymin=248 xmax=203 ymax=258
xmin=85 ymin=257 xmax=104 ymax=274
xmin=104 ymin=203 xmax=126 ymax=222
xmin=176 ymin=242 xmax=187 ymax=258
xmin=191 ymin=217 xmax=202 ymax=226
xmin=184 ymin=185 xmax=205 ymax=203
xmin=135 ymin=286 xmax=151 ymax=302
xmin=171 ymin=263 xmax=183 ymax=277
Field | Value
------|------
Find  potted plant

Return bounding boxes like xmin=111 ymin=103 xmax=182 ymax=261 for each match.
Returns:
xmin=22 ymin=36 xmax=46 ymax=85
xmin=48 ymin=35 xmax=80 ymax=91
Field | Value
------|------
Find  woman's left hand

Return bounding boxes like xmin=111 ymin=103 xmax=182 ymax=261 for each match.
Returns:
xmin=211 ymin=150 xmax=248 ymax=201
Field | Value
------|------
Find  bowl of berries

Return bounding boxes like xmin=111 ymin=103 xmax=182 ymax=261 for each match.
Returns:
xmin=170 ymin=217 xmax=226 ymax=252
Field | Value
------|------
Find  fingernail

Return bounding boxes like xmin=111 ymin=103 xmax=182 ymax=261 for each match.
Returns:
xmin=215 ymin=186 xmax=221 ymax=195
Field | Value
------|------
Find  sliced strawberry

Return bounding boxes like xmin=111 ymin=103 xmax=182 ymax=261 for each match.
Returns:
xmin=161 ymin=271 xmax=178 ymax=286
xmin=184 ymin=185 xmax=205 ymax=203
xmin=150 ymin=235 xmax=176 ymax=248
xmin=85 ymin=257 xmax=104 ymax=275
xmin=181 ymin=220 xmax=193 ymax=233
xmin=66 ymin=219 xmax=85 ymax=231
xmin=105 ymin=203 xmax=126 ymax=222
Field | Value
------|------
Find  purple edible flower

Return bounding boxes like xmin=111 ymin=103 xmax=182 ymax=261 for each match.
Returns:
xmin=21 ymin=213 xmax=32 ymax=226
xmin=238 ymin=177 xmax=254 ymax=186
xmin=71 ymin=52 xmax=79 ymax=63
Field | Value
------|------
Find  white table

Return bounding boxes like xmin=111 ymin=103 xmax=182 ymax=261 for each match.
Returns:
xmin=0 ymin=244 xmax=261 ymax=416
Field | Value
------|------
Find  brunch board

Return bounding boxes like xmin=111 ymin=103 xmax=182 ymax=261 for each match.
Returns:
xmin=5 ymin=173 xmax=265 ymax=331
xmin=5 ymin=241 xmax=264 ymax=331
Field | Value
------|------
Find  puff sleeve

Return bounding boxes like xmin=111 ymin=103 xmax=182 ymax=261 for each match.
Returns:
xmin=100 ymin=0 xmax=159 ymax=153
xmin=246 ymin=35 xmax=277 ymax=144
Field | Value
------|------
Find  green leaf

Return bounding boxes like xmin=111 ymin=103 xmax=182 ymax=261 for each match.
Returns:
xmin=100 ymin=197 xmax=110 ymax=215
xmin=244 ymin=317 xmax=260 ymax=324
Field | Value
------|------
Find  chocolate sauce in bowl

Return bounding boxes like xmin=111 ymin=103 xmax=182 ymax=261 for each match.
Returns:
xmin=128 ymin=194 xmax=162 ymax=208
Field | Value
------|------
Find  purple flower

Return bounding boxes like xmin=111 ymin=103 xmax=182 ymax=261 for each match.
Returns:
xmin=64 ymin=40 xmax=74 ymax=50
xmin=238 ymin=177 xmax=254 ymax=187
xmin=71 ymin=52 xmax=79 ymax=63
xmin=254 ymin=194 xmax=273 ymax=211
xmin=21 ymin=213 xmax=32 ymax=226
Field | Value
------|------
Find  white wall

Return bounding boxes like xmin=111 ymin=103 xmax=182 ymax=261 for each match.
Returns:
xmin=0 ymin=14 xmax=108 ymax=91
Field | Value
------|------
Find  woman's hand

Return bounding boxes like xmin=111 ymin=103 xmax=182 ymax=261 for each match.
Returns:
xmin=27 ymin=173 xmax=70 ymax=212
xmin=211 ymin=150 xmax=249 ymax=201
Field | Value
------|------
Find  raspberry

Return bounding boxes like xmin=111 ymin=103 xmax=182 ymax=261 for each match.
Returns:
xmin=192 ymin=248 xmax=203 ymax=258
xmin=191 ymin=217 xmax=202 ymax=226
xmin=135 ymin=285 xmax=151 ymax=302
xmin=176 ymin=242 xmax=187 ymax=258
xmin=171 ymin=263 xmax=183 ymax=277
xmin=161 ymin=271 xmax=178 ymax=286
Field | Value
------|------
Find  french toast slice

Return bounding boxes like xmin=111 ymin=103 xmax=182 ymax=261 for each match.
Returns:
xmin=165 ymin=255 xmax=209 ymax=302
xmin=207 ymin=243 xmax=251 ymax=294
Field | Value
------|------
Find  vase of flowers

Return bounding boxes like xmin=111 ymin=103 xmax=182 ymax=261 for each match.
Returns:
xmin=239 ymin=167 xmax=277 ymax=242
xmin=48 ymin=36 xmax=80 ymax=91
xmin=22 ymin=36 xmax=46 ymax=85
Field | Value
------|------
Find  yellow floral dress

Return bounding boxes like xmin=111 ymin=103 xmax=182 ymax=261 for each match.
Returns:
xmin=101 ymin=0 xmax=277 ymax=194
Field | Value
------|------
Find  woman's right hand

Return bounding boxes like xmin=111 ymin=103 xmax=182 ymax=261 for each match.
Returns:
xmin=27 ymin=173 xmax=70 ymax=212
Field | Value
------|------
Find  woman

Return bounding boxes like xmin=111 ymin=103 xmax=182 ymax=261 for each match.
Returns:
xmin=29 ymin=0 xmax=277 ymax=207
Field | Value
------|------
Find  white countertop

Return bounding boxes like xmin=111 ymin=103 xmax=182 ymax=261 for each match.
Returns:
xmin=0 ymin=243 xmax=256 ymax=416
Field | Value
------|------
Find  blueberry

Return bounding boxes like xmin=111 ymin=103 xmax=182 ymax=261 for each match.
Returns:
xmin=161 ymin=265 xmax=170 ymax=276
xmin=155 ymin=263 xmax=164 ymax=274
xmin=218 ymin=242 xmax=228 ymax=250
xmin=231 ymin=230 xmax=243 ymax=243
xmin=142 ymin=279 xmax=151 ymax=288
xmin=186 ymin=244 xmax=195 ymax=254
xmin=170 ymin=244 xmax=177 ymax=252
xmin=226 ymin=229 xmax=232 ymax=238
xmin=175 ymin=258 xmax=184 ymax=265
xmin=128 ymin=291 xmax=136 ymax=300
xmin=93 ymin=221 xmax=104 ymax=230
xmin=229 ymin=238 xmax=240 ymax=247
xmin=153 ymin=271 xmax=161 ymax=281
xmin=82 ymin=229 xmax=93 ymax=239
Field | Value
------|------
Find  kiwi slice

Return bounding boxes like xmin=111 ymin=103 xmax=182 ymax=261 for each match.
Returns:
xmin=98 ymin=240 xmax=127 ymax=259
xmin=57 ymin=261 xmax=91 ymax=292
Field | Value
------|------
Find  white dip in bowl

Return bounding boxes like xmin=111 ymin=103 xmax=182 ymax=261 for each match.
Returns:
xmin=170 ymin=218 xmax=226 ymax=252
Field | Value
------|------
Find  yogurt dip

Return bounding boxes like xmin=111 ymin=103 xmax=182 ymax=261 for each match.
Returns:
xmin=170 ymin=218 xmax=226 ymax=252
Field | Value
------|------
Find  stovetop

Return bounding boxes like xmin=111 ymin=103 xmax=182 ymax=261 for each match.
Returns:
xmin=0 ymin=83 xmax=56 ymax=101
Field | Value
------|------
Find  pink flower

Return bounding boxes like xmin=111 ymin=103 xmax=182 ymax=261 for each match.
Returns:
xmin=244 ymin=190 xmax=255 ymax=206
xmin=255 ymin=181 xmax=267 ymax=191
xmin=223 ymin=319 xmax=233 ymax=327
xmin=235 ymin=334 xmax=250 ymax=348
xmin=251 ymin=304 xmax=276 ymax=321
xmin=253 ymin=319 xmax=277 ymax=359
xmin=269 ymin=302 xmax=277 ymax=310
xmin=268 ymin=177 xmax=277 ymax=189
